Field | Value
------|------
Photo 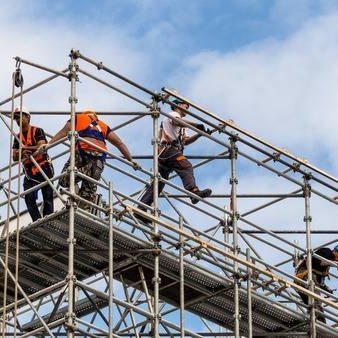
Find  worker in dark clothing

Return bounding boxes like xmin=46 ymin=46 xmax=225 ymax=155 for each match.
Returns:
xmin=12 ymin=107 xmax=54 ymax=221
xmin=41 ymin=109 xmax=139 ymax=211
xmin=136 ymin=99 xmax=212 ymax=223
xmin=295 ymin=245 xmax=338 ymax=323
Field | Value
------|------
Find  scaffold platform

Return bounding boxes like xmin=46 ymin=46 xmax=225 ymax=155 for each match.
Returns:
xmin=1 ymin=209 xmax=337 ymax=338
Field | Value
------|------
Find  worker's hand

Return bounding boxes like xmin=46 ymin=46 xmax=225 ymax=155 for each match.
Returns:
xmin=22 ymin=149 xmax=32 ymax=160
xmin=131 ymin=161 xmax=141 ymax=171
xmin=206 ymin=128 xmax=213 ymax=135
xmin=37 ymin=144 xmax=48 ymax=153
xmin=196 ymin=124 xmax=206 ymax=132
xmin=321 ymin=284 xmax=335 ymax=294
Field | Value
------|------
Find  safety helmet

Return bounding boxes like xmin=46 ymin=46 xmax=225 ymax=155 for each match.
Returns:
xmin=14 ymin=107 xmax=31 ymax=118
xmin=171 ymin=99 xmax=189 ymax=110
xmin=82 ymin=108 xmax=96 ymax=115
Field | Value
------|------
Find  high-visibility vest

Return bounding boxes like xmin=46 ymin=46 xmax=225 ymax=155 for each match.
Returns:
xmin=75 ymin=113 xmax=109 ymax=152
xmin=17 ymin=125 xmax=49 ymax=175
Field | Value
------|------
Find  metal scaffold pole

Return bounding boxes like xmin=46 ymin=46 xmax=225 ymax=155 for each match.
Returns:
xmin=179 ymin=216 xmax=185 ymax=338
xmin=246 ymin=248 xmax=252 ymax=338
xmin=303 ymin=174 xmax=316 ymax=338
xmin=151 ymin=97 xmax=161 ymax=338
xmin=108 ymin=182 xmax=114 ymax=338
xmin=66 ymin=49 xmax=78 ymax=337
xmin=229 ymin=135 xmax=240 ymax=338
xmin=0 ymin=49 xmax=338 ymax=338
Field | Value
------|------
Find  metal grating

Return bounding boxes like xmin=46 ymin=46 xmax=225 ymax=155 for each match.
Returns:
xmin=1 ymin=210 xmax=337 ymax=337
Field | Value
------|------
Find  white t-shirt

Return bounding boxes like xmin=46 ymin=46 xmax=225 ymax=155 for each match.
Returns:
xmin=161 ymin=111 xmax=186 ymax=142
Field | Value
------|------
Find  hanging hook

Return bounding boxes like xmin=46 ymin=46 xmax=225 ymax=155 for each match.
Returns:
xmin=13 ymin=58 xmax=24 ymax=88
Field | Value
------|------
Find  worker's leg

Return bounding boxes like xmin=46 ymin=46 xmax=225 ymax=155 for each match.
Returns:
xmin=23 ymin=177 xmax=41 ymax=222
xmin=170 ymin=153 xmax=197 ymax=191
xmin=59 ymin=151 xmax=83 ymax=188
xmin=78 ymin=157 xmax=104 ymax=211
xmin=40 ymin=165 xmax=54 ymax=216
xmin=139 ymin=161 xmax=170 ymax=206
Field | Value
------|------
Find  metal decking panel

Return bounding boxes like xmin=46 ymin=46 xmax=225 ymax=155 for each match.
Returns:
xmin=1 ymin=210 xmax=337 ymax=337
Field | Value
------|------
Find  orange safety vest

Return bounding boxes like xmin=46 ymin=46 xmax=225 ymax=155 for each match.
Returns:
xmin=75 ymin=113 xmax=109 ymax=152
xmin=17 ymin=125 xmax=49 ymax=175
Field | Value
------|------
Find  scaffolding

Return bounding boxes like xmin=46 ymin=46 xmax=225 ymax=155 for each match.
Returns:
xmin=0 ymin=49 xmax=338 ymax=337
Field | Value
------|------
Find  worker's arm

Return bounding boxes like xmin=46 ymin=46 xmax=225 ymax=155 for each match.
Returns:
xmin=106 ymin=131 xmax=140 ymax=170
xmin=49 ymin=122 xmax=71 ymax=145
xmin=37 ymin=122 xmax=70 ymax=154
xmin=183 ymin=133 xmax=202 ymax=146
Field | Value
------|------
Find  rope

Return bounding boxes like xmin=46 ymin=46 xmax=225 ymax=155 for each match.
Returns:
xmin=1 ymin=70 xmax=18 ymax=337
xmin=13 ymin=72 xmax=25 ymax=337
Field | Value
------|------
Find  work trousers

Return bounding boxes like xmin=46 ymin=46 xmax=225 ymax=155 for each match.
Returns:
xmin=140 ymin=146 xmax=197 ymax=206
xmin=294 ymin=269 xmax=326 ymax=323
xmin=59 ymin=150 xmax=105 ymax=211
xmin=23 ymin=165 xmax=54 ymax=222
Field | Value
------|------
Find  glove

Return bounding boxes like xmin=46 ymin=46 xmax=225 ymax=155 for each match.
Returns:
xmin=196 ymin=124 xmax=206 ymax=132
xmin=321 ymin=284 xmax=334 ymax=294
xmin=22 ymin=149 xmax=32 ymax=160
xmin=37 ymin=144 xmax=48 ymax=153
xmin=131 ymin=161 xmax=141 ymax=171
xmin=206 ymin=128 xmax=213 ymax=135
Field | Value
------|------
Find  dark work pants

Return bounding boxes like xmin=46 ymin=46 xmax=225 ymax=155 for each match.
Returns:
xmin=23 ymin=165 xmax=54 ymax=222
xmin=295 ymin=271 xmax=326 ymax=323
xmin=140 ymin=146 xmax=197 ymax=206
xmin=59 ymin=150 xmax=105 ymax=211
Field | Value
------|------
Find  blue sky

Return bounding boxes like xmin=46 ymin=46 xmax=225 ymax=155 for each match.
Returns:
xmin=1 ymin=0 xmax=338 ymax=226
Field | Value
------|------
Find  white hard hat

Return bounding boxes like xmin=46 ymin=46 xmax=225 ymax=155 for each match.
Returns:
xmin=14 ymin=106 xmax=31 ymax=117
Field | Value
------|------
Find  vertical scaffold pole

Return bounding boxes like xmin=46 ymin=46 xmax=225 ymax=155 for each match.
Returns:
xmin=179 ymin=216 xmax=185 ymax=338
xmin=151 ymin=97 xmax=160 ymax=338
xmin=246 ymin=248 xmax=252 ymax=338
xmin=303 ymin=174 xmax=316 ymax=338
xmin=230 ymin=135 xmax=240 ymax=337
xmin=108 ymin=182 xmax=114 ymax=338
xmin=66 ymin=49 xmax=78 ymax=338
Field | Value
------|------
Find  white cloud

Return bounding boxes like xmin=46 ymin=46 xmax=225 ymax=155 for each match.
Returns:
xmin=172 ymin=12 xmax=338 ymax=173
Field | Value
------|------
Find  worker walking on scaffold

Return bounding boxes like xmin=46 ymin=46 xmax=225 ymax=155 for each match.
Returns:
xmin=41 ymin=109 xmax=140 ymax=211
xmin=12 ymin=107 xmax=54 ymax=222
xmin=136 ymin=98 xmax=212 ymax=223
xmin=294 ymin=245 xmax=338 ymax=323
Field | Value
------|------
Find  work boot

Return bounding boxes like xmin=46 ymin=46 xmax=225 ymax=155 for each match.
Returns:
xmin=134 ymin=206 xmax=151 ymax=224
xmin=190 ymin=188 xmax=212 ymax=205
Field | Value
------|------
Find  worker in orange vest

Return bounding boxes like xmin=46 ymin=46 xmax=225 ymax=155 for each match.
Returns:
xmin=42 ymin=109 xmax=139 ymax=211
xmin=12 ymin=107 xmax=54 ymax=221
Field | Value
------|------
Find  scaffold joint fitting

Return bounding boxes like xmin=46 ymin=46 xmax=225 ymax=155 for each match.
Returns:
xmin=151 ymin=109 xmax=160 ymax=118
xmin=151 ymin=233 xmax=163 ymax=242
xmin=69 ymin=49 xmax=80 ymax=59
xmin=67 ymin=237 xmax=77 ymax=245
xmin=67 ymin=130 xmax=78 ymax=140
xmin=229 ymin=177 xmax=238 ymax=185
xmin=303 ymin=215 xmax=312 ymax=222
xmin=152 ymin=276 xmax=161 ymax=285
xmin=68 ymin=96 xmax=78 ymax=104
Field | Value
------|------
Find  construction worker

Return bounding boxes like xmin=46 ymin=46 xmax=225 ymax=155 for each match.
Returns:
xmin=136 ymin=99 xmax=212 ymax=223
xmin=41 ymin=109 xmax=139 ymax=211
xmin=294 ymin=245 xmax=338 ymax=323
xmin=12 ymin=107 xmax=54 ymax=221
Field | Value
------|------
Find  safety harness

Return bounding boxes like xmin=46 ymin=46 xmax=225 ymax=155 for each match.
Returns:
xmin=76 ymin=113 xmax=109 ymax=161
xmin=17 ymin=126 xmax=51 ymax=177
xmin=159 ymin=121 xmax=185 ymax=160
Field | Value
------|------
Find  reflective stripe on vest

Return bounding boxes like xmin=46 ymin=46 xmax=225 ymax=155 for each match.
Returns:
xmin=75 ymin=113 xmax=108 ymax=152
xmin=17 ymin=125 xmax=49 ymax=175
